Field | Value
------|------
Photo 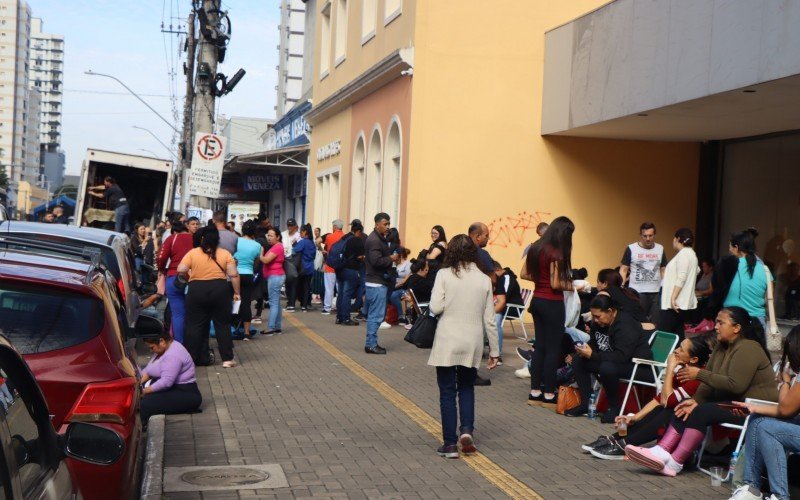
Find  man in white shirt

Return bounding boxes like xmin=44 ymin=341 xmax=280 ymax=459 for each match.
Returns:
xmin=281 ymin=218 xmax=302 ymax=311
xmin=619 ymin=222 xmax=667 ymax=322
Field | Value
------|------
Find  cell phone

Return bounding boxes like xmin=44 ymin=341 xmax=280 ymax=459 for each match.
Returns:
xmin=717 ymin=403 xmax=749 ymax=414
xmin=574 ymin=342 xmax=585 ymax=348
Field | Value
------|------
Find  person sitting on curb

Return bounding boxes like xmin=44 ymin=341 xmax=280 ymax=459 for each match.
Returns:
xmin=583 ymin=334 xmax=713 ymax=460
xmin=140 ymin=329 xmax=202 ymax=424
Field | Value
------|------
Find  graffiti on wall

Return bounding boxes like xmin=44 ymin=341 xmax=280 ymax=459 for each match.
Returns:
xmin=487 ymin=210 xmax=551 ymax=248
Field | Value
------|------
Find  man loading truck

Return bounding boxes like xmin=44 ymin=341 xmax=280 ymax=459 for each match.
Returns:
xmin=88 ymin=176 xmax=130 ymax=233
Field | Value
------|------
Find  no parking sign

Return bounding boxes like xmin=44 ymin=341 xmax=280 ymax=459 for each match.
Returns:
xmin=188 ymin=132 xmax=226 ymax=198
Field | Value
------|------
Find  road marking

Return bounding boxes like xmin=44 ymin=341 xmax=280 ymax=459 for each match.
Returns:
xmin=286 ymin=315 xmax=541 ymax=500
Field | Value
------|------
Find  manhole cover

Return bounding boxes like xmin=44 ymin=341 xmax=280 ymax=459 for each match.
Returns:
xmin=164 ymin=464 xmax=289 ymax=492
xmin=181 ymin=467 xmax=269 ymax=486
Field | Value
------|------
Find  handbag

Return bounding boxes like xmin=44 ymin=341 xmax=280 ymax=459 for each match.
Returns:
xmin=404 ymin=312 xmax=438 ymax=349
xmin=283 ymin=258 xmax=298 ymax=282
xmin=556 ymin=385 xmax=581 ymax=415
xmin=173 ymin=273 xmax=188 ymax=293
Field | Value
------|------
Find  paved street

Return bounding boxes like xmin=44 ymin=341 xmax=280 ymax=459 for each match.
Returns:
xmin=160 ymin=310 xmax=730 ymax=499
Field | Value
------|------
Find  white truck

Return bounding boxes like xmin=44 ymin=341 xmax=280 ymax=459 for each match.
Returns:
xmin=75 ymin=149 xmax=175 ymax=228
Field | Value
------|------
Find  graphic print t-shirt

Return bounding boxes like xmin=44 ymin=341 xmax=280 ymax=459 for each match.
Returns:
xmin=621 ymin=242 xmax=667 ymax=294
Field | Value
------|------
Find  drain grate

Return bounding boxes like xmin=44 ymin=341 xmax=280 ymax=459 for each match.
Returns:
xmin=163 ymin=464 xmax=289 ymax=492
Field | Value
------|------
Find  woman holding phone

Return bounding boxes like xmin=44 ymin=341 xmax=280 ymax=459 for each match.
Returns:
xmin=625 ymin=306 xmax=777 ymax=477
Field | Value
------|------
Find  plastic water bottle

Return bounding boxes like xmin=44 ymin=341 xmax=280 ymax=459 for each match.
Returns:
xmin=731 ymin=449 xmax=745 ymax=490
xmin=588 ymin=392 xmax=597 ymax=420
xmin=728 ymin=451 xmax=739 ymax=488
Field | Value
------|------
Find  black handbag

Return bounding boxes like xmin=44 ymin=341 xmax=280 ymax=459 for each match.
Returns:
xmin=173 ymin=274 xmax=188 ymax=293
xmin=404 ymin=312 xmax=438 ymax=349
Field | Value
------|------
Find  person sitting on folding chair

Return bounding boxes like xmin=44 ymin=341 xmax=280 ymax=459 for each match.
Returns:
xmin=625 ymin=306 xmax=778 ymax=477
xmin=566 ymin=294 xmax=653 ymax=423
xmin=729 ymin=326 xmax=800 ymax=500
xmin=583 ymin=334 xmax=713 ymax=460
xmin=491 ymin=261 xmax=523 ymax=366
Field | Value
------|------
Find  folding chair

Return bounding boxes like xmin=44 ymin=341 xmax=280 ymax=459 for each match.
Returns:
xmin=696 ymin=398 xmax=778 ymax=481
xmin=407 ymin=289 xmax=428 ymax=317
xmin=502 ymin=288 xmax=532 ymax=340
xmin=618 ymin=330 xmax=679 ymax=416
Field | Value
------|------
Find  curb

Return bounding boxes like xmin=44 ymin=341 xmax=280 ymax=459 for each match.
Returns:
xmin=139 ymin=414 xmax=165 ymax=499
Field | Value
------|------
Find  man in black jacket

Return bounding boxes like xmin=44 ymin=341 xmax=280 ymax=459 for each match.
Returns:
xmin=336 ymin=221 xmax=365 ymax=326
xmin=363 ymin=213 xmax=399 ymax=354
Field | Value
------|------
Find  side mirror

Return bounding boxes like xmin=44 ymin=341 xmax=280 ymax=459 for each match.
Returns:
xmin=134 ymin=315 xmax=164 ymax=337
xmin=64 ymin=422 xmax=124 ymax=465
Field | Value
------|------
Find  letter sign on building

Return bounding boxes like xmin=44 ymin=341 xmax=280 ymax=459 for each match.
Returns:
xmin=316 ymin=140 xmax=341 ymax=161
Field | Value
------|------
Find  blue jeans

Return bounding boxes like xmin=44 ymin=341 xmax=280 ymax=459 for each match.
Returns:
xmin=390 ymin=289 xmax=406 ymax=319
xmin=364 ymin=285 xmax=387 ymax=348
xmin=495 ymin=313 xmax=504 ymax=354
xmin=566 ymin=326 xmax=590 ymax=344
xmin=336 ymin=269 xmax=360 ymax=322
xmin=743 ymin=414 xmax=800 ymax=500
xmin=114 ymin=204 xmax=131 ymax=233
xmin=436 ymin=366 xmax=477 ymax=445
xmin=165 ymin=275 xmax=187 ymax=343
xmin=267 ymin=275 xmax=286 ymax=331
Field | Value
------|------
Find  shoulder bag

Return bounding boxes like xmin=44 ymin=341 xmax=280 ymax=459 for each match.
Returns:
xmin=556 ymin=385 xmax=581 ymax=415
xmin=404 ymin=312 xmax=438 ymax=349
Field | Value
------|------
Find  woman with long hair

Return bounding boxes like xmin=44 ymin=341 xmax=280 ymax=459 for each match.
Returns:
xmin=426 ymin=225 xmax=448 ymax=274
xmin=625 ymin=306 xmax=777 ymax=476
xmin=427 ymin=234 xmax=500 ymax=458
xmin=656 ymin=228 xmax=699 ymax=339
xmin=157 ymin=214 xmax=194 ymax=343
xmin=260 ymin=228 xmax=285 ymax=335
xmin=177 ymin=226 xmax=241 ymax=368
xmin=526 ymin=216 xmax=574 ymax=408
xmin=234 ymin=220 xmax=264 ymax=338
xmin=293 ymin=224 xmax=317 ymax=311
xmin=723 ymin=229 xmax=769 ymax=327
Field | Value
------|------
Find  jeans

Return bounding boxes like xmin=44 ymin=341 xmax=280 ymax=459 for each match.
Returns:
xmin=565 ymin=326 xmax=590 ymax=344
xmin=267 ymin=275 xmax=286 ymax=331
xmin=743 ymin=415 xmax=800 ymax=500
xmin=114 ymin=204 xmax=131 ymax=233
xmin=336 ymin=269 xmax=360 ymax=322
xmin=364 ymin=285 xmax=387 ymax=348
xmin=637 ymin=291 xmax=660 ymax=322
xmin=495 ymin=313 xmax=504 ymax=354
xmin=390 ymin=289 xmax=406 ymax=319
xmin=323 ymin=272 xmax=337 ymax=312
xmin=436 ymin=366 xmax=477 ymax=445
xmin=165 ymin=275 xmax=187 ymax=343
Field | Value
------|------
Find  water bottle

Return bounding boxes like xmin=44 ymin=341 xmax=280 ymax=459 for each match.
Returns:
xmin=728 ymin=451 xmax=739 ymax=488
xmin=731 ymin=448 xmax=745 ymax=490
xmin=588 ymin=392 xmax=597 ymax=420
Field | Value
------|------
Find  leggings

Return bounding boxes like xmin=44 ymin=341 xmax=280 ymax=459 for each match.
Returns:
xmin=238 ymin=274 xmax=254 ymax=324
xmin=530 ymin=298 xmax=566 ymax=394
xmin=297 ymin=274 xmax=312 ymax=308
xmin=184 ymin=279 xmax=234 ymax=364
xmin=659 ymin=402 xmax=746 ymax=464
xmin=613 ymin=405 xmax=675 ymax=446
xmin=140 ymin=382 xmax=202 ymax=422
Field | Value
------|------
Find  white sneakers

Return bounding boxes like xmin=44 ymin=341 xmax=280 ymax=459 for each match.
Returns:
xmin=222 ymin=361 xmax=237 ymax=368
xmin=379 ymin=321 xmax=392 ymax=330
xmin=515 ymin=366 xmax=531 ymax=378
xmin=729 ymin=485 xmax=771 ymax=500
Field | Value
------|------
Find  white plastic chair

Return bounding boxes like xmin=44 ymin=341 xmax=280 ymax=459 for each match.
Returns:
xmin=618 ymin=330 xmax=679 ymax=416
xmin=501 ymin=288 xmax=532 ymax=340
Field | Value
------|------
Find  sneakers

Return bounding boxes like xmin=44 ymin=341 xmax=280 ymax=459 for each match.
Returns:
xmin=590 ymin=439 xmax=626 ymax=460
xmin=496 ymin=357 xmax=503 ymax=366
xmin=379 ymin=321 xmax=392 ymax=330
xmin=624 ymin=445 xmax=667 ymax=472
xmin=459 ymin=433 xmax=477 ymax=455
xmin=251 ymin=317 xmax=262 ymax=324
xmin=515 ymin=366 xmax=531 ymax=378
xmin=340 ymin=319 xmax=359 ymax=326
xmin=539 ymin=393 xmax=557 ymax=408
xmin=398 ymin=316 xmax=410 ymax=325
xmin=222 ymin=360 xmax=237 ymax=368
xmin=321 ymin=310 xmax=331 ymax=315
xmin=527 ymin=393 xmax=543 ymax=406
xmin=436 ymin=444 xmax=459 ymax=459
xmin=516 ymin=347 xmax=534 ymax=361
xmin=261 ymin=329 xmax=282 ymax=336
xmin=729 ymin=485 xmax=762 ymax=500
xmin=300 ymin=307 xmax=308 ymax=312
xmin=565 ymin=405 xmax=589 ymax=417
xmin=364 ymin=345 xmax=387 ymax=354
xmin=284 ymin=306 xmax=296 ymax=313
xmin=581 ymin=435 xmax=612 ymax=452
xmin=355 ymin=313 xmax=366 ymax=321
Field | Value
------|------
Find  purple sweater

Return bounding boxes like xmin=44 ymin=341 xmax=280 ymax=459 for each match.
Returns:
xmin=143 ymin=341 xmax=196 ymax=392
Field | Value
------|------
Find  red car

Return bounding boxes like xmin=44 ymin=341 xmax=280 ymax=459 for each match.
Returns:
xmin=0 ymin=242 xmax=144 ymax=499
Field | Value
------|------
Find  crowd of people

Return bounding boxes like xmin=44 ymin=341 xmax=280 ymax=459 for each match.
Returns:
xmin=126 ymin=208 xmax=798 ymax=499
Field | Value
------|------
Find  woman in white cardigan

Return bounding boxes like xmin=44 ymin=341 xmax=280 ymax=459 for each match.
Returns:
xmin=427 ymin=234 xmax=500 ymax=459
xmin=657 ymin=228 xmax=699 ymax=340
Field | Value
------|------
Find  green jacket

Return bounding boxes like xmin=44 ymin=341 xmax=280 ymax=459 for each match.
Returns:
xmin=694 ymin=336 xmax=778 ymax=404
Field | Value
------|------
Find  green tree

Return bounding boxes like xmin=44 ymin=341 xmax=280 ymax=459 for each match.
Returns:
xmin=0 ymin=167 xmax=8 ymax=191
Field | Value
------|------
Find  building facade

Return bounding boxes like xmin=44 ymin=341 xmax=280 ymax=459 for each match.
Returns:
xmin=275 ymin=0 xmax=306 ymax=117
xmin=0 ymin=0 xmax=31 ymax=190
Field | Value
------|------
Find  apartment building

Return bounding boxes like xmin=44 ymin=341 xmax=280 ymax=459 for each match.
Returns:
xmin=275 ymin=0 xmax=306 ymax=117
xmin=0 ymin=0 xmax=31 ymax=189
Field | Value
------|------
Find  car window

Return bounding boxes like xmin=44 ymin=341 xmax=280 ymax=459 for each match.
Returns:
xmin=0 ymin=369 xmax=46 ymax=495
xmin=0 ymin=283 xmax=105 ymax=354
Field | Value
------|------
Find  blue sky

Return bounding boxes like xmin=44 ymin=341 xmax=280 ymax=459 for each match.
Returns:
xmin=30 ymin=0 xmax=280 ymax=175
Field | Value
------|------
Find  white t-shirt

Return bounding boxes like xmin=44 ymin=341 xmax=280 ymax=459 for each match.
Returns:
xmin=281 ymin=229 xmax=301 ymax=257
xmin=622 ymin=242 xmax=667 ymax=294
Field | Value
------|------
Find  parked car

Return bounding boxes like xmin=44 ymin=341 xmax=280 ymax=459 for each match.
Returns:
xmin=0 ymin=221 xmax=141 ymax=328
xmin=0 ymin=244 xmax=147 ymax=499
xmin=0 ymin=334 xmax=125 ymax=499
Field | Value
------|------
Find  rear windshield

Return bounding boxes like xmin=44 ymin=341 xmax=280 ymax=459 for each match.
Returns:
xmin=3 ymin=233 xmax=122 ymax=280
xmin=0 ymin=282 xmax=105 ymax=354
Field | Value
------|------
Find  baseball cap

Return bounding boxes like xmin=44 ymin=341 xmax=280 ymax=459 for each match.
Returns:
xmin=286 ymin=218 xmax=298 ymax=226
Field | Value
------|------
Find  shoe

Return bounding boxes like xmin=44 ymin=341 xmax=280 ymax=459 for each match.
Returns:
xmin=284 ymin=306 xmax=295 ymax=312
xmin=581 ymin=435 xmax=612 ymax=452
xmin=251 ymin=317 xmax=262 ymax=324
xmin=262 ymin=329 xmax=281 ymax=336
xmin=365 ymin=345 xmax=387 ymax=354
xmin=590 ymin=440 xmax=626 ymax=460
xmin=222 ymin=361 xmax=237 ymax=368
xmin=625 ymin=445 xmax=666 ymax=472
xmin=474 ymin=375 xmax=491 ymax=386
xmin=601 ymin=408 xmax=619 ymax=424
xmin=379 ymin=321 xmax=392 ymax=330
xmin=398 ymin=316 xmax=410 ymax=325
xmin=496 ymin=357 xmax=503 ymax=366
xmin=540 ymin=393 xmax=558 ymax=408
xmin=459 ymin=434 xmax=476 ymax=455
xmin=729 ymin=485 xmax=763 ymax=500
xmin=321 ymin=310 xmax=331 ymax=315
xmin=301 ymin=307 xmax=308 ymax=312
xmin=335 ymin=318 xmax=342 ymax=324
xmin=436 ymin=444 xmax=459 ymax=459
xmin=355 ymin=313 xmax=366 ymax=321
xmin=515 ymin=367 xmax=531 ymax=379
xmin=565 ymin=405 xmax=589 ymax=417
xmin=403 ymin=323 xmax=413 ymax=330
xmin=516 ymin=347 xmax=534 ymax=362
xmin=527 ymin=393 xmax=543 ymax=406
xmin=341 ymin=319 xmax=359 ymax=326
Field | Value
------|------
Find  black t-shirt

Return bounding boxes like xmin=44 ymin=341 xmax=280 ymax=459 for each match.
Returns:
xmin=343 ymin=234 xmax=365 ymax=270
xmin=403 ymin=274 xmax=434 ymax=302
xmin=104 ymin=184 xmax=126 ymax=209
xmin=495 ymin=270 xmax=524 ymax=306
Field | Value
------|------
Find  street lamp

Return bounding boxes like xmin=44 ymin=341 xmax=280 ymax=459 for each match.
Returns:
xmin=132 ymin=126 xmax=178 ymax=160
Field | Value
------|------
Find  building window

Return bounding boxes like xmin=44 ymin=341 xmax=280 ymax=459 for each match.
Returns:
xmin=361 ymin=0 xmax=376 ymax=44
xmin=350 ymin=135 xmax=366 ymax=222
xmin=315 ymin=169 xmax=341 ymax=229
xmin=334 ymin=0 xmax=347 ymax=66
xmin=364 ymin=127 xmax=382 ymax=220
xmin=384 ymin=0 xmax=401 ymax=25
xmin=319 ymin=1 xmax=332 ymax=78
xmin=383 ymin=119 xmax=402 ymax=226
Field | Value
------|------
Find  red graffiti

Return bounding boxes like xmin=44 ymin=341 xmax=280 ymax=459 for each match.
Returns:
xmin=487 ymin=211 xmax=551 ymax=248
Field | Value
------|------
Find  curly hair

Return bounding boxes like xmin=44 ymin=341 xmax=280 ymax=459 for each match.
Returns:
xmin=442 ymin=234 xmax=478 ymax=277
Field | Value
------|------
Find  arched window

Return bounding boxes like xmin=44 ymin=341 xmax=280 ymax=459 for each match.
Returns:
xmin=350 ymin=134 xmax=366 ymax=223
xmin=383 ymin=118 xmax=401 ymax=226
xmin=364 ymin=126 xmax=382 ymax=220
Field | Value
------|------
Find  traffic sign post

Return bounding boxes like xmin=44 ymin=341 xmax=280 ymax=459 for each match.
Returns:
xmin=187 ymin=132 xmax=226 ymax=198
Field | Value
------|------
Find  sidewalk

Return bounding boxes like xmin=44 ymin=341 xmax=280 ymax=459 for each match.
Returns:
xmin=158 ymin=310 xmax=730 ymax=499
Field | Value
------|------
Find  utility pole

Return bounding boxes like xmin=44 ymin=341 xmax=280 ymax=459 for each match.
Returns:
xmin=180 ymin=9 xmax=197 ymax=211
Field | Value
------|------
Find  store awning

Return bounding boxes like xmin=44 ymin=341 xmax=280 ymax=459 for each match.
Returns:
xmin=224 ymin=144 xmax=309 ymax=175
xmin=32 ymin=196 xmax=76 ymax=217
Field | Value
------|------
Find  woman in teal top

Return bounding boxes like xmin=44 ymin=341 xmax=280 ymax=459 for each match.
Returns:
xmin=723 ymin=230 xmax=769 ymax=325
xmin=234 ymin=221 xmax=265 ymax=338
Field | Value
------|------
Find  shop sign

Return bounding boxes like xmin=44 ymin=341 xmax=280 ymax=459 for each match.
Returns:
xmin=275 ymin=115 xmax=310 ymax=149
xmin=316 ymin=140 xmax=341 ymax=161
xmin=243 ymin=174 xmax=282 ymax=192
xmin=266 ymin=101 xmax=311 ymax=150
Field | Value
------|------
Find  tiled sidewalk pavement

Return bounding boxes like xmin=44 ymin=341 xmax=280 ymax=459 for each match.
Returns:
xmin=161 ymin=309 xmax=730 ymax=499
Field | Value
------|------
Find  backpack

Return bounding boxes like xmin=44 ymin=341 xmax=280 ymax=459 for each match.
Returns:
xmin=325 ymin=234 xmax=353 ymax=271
